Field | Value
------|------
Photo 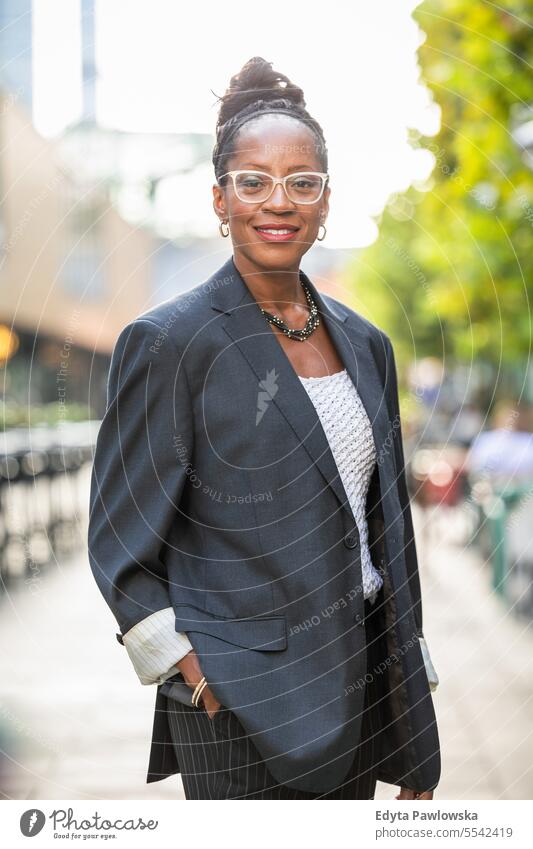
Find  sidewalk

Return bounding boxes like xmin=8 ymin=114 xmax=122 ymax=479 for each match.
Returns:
xmin=374 ymin=505 xmax=533 ymax=800
xmin=1 ymin=506 xmax=532 ymax=799
xmin=0 ymin=524 xmax=182 ymax=800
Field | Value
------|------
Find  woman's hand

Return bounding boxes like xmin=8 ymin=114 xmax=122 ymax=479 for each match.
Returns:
xmin=199 ymin=684 xmax=222 ymax=719
xmin=395 ymin=786 xmax=434 ymax=800
xmin=176 ymin=650 xmax=222 ymax=719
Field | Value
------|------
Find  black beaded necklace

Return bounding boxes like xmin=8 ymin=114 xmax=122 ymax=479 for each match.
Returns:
xmin=259 ymin=278 xmax=320 ymax=342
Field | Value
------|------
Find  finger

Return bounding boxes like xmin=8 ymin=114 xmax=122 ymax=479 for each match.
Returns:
xmin=202 ymin=691 xmax=221 ymax=717
xmin=203 ymin=693 xmax=220 ymax=710
xmin=417 ymin=791 xmax=434 ymax=800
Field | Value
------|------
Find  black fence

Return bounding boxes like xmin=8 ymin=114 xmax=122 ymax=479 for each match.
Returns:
xmin=0 ymin=422 xmax=99 ymax=591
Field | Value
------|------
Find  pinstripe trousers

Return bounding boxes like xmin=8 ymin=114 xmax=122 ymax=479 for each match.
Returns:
xmin=167 ymin=590 xmax=386 ymax=799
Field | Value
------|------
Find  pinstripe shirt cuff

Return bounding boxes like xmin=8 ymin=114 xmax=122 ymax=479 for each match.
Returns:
xmin=121 ymin=607 xmax=194 ymax=685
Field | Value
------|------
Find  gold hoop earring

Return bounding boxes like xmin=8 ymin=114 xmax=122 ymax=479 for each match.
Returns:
xmin=317 ymin=223 xmax=327 ymax=242
xmin=219 ymin=220 xmax=230 ymax=238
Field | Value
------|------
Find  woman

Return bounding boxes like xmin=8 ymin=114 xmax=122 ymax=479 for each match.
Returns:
xmin=88 ymin=56 xmax=440 ymax=800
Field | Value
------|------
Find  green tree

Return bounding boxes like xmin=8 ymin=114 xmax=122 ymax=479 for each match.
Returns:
xmin=349 ymin=0 xmax=533 ymax=375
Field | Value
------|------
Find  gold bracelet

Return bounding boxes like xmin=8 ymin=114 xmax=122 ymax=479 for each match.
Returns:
xmin=191 ymin=676 xmax=206 ymax=704
xmin=191 ymin=676 xmax=206 ymax=707
xmin=192 ymin=679 xmax=208 ymax=708
xmin=193 ymin=681 xmax=207 ymax=707
xmin=193 ymin=680 xmax=208 ymax=708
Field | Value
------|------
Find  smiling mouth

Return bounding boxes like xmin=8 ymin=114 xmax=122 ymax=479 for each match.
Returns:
xmin=254 ymin=225 xmax=300 ymax=242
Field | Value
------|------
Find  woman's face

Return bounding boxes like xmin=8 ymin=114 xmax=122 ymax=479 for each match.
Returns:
xmin=213 ymin=115 xmax=330 ymax=274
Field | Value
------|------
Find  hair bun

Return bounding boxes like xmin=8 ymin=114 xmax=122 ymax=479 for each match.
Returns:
xmin=215 ymin=56 xmax=306 ymax=129
xmin=211 ymin=57 xmax=328 ymax=181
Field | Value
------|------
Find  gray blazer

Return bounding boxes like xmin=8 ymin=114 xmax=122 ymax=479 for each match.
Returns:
xmin=88 ymin=255 xmax=440 ymax=794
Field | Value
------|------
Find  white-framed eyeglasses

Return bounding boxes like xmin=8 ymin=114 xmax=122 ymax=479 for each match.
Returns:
xmin=218 ymin=170 xmax=329 ymax=205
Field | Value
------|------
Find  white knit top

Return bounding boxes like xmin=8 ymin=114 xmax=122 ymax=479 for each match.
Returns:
xmin=299 ymin=368 xmax=383 ymax=603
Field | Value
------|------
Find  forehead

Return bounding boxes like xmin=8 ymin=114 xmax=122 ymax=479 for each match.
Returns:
xmin=229 ymin=114 xmax=322 ymax=170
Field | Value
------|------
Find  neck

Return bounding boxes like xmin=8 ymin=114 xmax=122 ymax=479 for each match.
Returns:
xmin=232 ymin=253 xmax=308 ymax=314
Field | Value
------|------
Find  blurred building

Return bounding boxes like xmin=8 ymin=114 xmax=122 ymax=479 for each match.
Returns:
xmin=0 ymin=2 xmax=347 ymax=425
xmin=0 ymin=0 xmax=33 ymax=113
xmin=0 ymin=89 xmax=157 ymax=420
xmin=81 ymin=0 xmax=97 ymax=123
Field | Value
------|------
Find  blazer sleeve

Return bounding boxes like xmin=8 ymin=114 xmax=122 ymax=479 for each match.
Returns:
xmin=382 ymin=332 xmax=424 ymax=637
xmin=88 ymin=317 xmax=194 ymax=642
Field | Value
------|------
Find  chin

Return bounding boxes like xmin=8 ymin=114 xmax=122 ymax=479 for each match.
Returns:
xmin=247 ymin=244 xmax=307 ymax=270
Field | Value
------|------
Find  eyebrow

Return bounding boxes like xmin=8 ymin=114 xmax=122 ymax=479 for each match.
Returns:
xmin=237 ymin=164 xmax=319 ymax=172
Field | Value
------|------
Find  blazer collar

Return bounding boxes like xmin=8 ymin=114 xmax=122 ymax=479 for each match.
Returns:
xmin=209 ymin=255 xmax=398 ymax=526
xmin=210 ymin=255 xmax=350 ymax=327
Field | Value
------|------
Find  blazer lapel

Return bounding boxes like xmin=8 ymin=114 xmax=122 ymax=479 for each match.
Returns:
xmin=210 ymin=256 xmax=397 ymax=527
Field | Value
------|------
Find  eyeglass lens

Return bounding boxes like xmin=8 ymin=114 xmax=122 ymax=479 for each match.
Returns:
xmin=233 ymin=172 xmax=324 ymax=203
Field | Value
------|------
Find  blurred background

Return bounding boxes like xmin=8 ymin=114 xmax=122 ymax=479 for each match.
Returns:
xmin=0 ymin=0 xmax=532 ymax=799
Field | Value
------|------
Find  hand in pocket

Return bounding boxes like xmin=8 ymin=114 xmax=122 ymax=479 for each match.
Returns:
xmin=175 ymin=649 xmax=222 ymax=718
xmin=201 ymin=685 xmax=223 ymax=720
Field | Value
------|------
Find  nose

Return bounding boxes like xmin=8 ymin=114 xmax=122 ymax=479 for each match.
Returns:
xmin=263 ymin=181 xmax=296 ymax=211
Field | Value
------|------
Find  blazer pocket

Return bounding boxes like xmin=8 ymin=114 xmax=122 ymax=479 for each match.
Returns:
xmin=173 ymin=603 xmax=287 ymax=651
